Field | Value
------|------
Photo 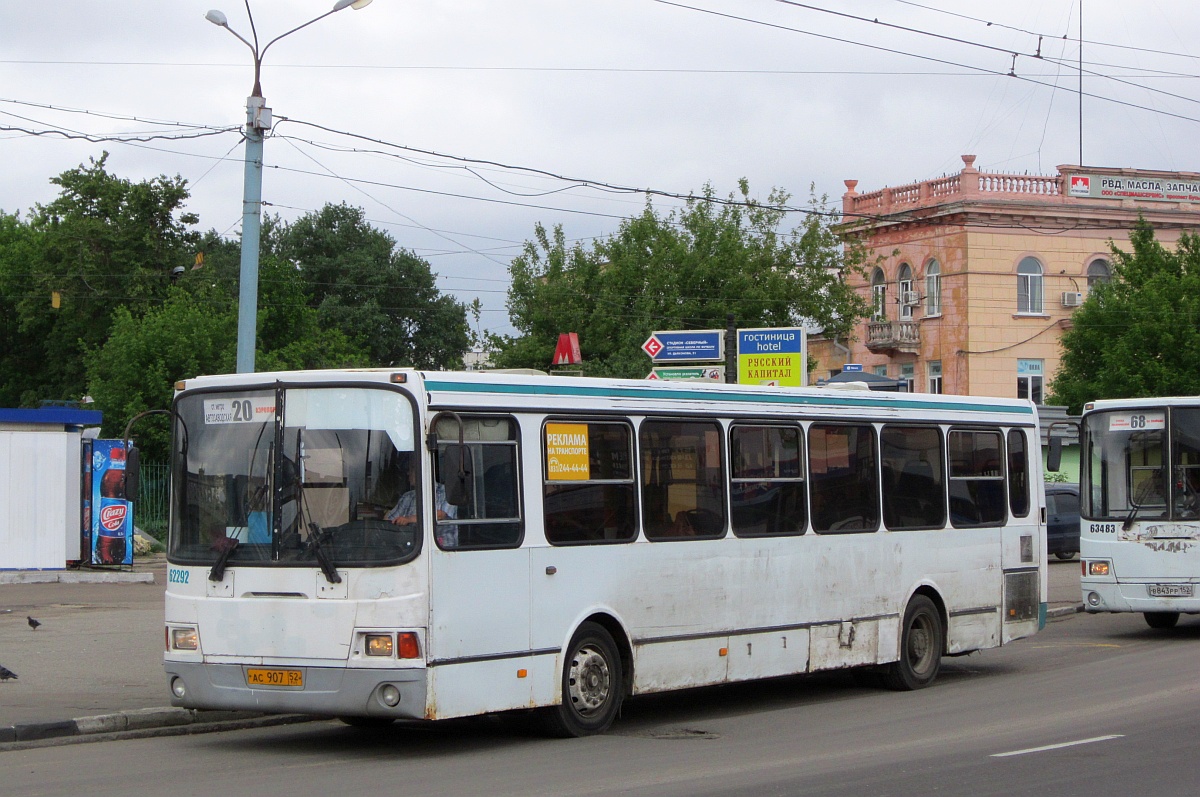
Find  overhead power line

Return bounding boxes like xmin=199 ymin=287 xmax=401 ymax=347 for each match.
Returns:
xmin=649 ymin=0 xmax=1200 ymax=127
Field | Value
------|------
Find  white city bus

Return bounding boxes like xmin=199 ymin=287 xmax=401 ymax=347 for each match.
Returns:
xmin=161 ymin=369 xmax=1046 ymax=735
xmin=1078 ymin=397 xmax=1200 ymax=629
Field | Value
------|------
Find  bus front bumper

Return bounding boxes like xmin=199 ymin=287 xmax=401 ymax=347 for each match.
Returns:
xmin=1081 ymin=580 xmax=1200 ymax=614
xmin=164 ymin=661 xmax=429 ymax=720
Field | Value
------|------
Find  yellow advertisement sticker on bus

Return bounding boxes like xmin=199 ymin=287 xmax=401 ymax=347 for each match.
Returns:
xmin=546 ymin=423 xmax=590 ymax=481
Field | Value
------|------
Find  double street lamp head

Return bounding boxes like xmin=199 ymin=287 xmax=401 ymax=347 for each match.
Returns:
xmin=205 ymin=0 xmax=372 ymax=93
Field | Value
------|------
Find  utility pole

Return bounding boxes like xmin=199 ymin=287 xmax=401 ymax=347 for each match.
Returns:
xmin=205 ymin=0 xmax=372 ymax=373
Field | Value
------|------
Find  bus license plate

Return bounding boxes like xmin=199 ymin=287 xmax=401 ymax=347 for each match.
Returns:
xmin=246 ymin=668 xmax=304 ymax=687
xmin=1148 ymin=584 xmax=1194 ymax=598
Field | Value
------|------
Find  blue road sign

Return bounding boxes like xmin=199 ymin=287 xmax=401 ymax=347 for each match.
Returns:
xmin=643 ymin=330 xmax=724 ymax=362
xmin=843 ymin=363 xmax=864 ymax=372
xmin=737 ymin=328 xmax=804 ymax=355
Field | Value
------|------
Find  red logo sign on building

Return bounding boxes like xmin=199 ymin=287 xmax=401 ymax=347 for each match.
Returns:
xmin=1069 ymin=176 xmax=1091 ymax=196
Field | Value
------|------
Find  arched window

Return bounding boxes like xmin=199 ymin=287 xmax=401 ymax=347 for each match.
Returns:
xmin=871 ymin=268 xmax=887 ymax=320
xmin=925 ymin=260 xmax=941 ymax=316
xmin=1017 ymin=257 xmax=1043 ymax=314
xmin=898 ymin=264 xmax=914 ymax=320
xmin=1087 ymin=259 xmax=1111 ymax=289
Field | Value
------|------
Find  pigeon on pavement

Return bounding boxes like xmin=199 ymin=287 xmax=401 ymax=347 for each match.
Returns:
xmin=27 ymin=616 xmax=41 ymax=630
xmin=0 ymin=665 xmax=16 ymax=681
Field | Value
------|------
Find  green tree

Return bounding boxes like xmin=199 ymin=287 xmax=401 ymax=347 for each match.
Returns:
xmin=85 ymin=255 xmax=368 ymax=460
xmin=1 ymin=154 xmax=200 ymax=405
xmin=493 ymin=182 xmax=869 ymax=377
xmin=0 ymin=210 xmax=47 ymax=406
xmin=269 ymin=203 xmax=470 ymax=369
xmin=1050 ymin=219 xmax=1200 ymax=413
xmin=85 ymin=285 xmax=236 ymax=458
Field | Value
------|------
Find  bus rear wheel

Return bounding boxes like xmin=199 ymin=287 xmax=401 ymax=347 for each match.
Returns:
xmin=543 ymin=622 xmax=624 ymax=737
xmin=1144 ymin=611 xmax=1180 ymax=629
xmin=883 ymin=595 xmax=943 ymax=691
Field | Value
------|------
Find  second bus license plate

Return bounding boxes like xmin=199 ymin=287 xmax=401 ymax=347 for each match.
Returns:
xmin=1148 ymin=583 xmax=1194 ymax=598
xmin=246 ymin=668 xmax=304 ymax=687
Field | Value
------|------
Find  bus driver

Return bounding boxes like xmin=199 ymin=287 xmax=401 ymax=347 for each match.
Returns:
xmin=387 ymin=456 xmax=458 ymax=547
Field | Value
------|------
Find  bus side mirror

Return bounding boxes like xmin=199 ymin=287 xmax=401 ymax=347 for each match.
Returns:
xmin=441 ymin=445 xmax=472 ymax=507
xmin=1047 ymin=437 xmax=1062 ymax=473
xmin=124 ymin=446 xmax=140 ymax=501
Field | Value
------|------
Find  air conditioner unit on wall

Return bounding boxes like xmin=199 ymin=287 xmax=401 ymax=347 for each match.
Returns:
xmin=901 ymin=291 xmax=920 ymax=306
xmin=1061 ymin=291 xmax=1084 ymax=308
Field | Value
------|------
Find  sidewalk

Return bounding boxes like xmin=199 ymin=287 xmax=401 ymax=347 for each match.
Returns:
xmin=0 ymin=554 xmax=302 ymax=745
xmin=0 ymin=553 xmax=1084 ymax=746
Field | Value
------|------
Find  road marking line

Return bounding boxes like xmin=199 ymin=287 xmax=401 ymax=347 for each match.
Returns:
xmin=991 ymin=735 xmax=1124 ymax=758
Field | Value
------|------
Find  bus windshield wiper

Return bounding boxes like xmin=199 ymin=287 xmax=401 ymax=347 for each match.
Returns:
xmin=306 ymin=522 xmax=342 ymax=584
xmin=209 ymin=537 xmax=239 ymax=582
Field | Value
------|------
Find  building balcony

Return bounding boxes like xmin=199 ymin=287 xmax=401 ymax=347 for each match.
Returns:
xmin=866 ymin=319 xmax=920 ymax=354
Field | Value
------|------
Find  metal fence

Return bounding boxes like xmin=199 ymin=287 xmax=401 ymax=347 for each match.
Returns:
xmin=137 ymin=463 xmax=170 ymax=541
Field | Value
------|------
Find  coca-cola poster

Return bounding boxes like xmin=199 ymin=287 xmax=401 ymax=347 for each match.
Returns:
xmin=91 ymin=439 xmax=133 ymax=566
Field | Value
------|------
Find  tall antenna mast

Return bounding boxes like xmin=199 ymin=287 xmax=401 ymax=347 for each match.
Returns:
xmin=1078 ymin=1 xmax=1083 ymax=166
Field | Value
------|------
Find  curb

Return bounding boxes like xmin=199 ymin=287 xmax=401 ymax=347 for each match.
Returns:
xmin=0 ymin=708 xmax=315 ymax=747
xmin=0 ymin=570 xmax=155 ymax=585
xmin=1046 ymin=603 xmax=1084 ymax=618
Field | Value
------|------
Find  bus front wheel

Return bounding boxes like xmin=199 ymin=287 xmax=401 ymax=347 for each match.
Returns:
xmin=1144 ymin=611 xmax=1180 ymax=629
xmin=543 ymin=622 xmax=624 ymax=737
xmin=883 ymin=595 xmax=944 ymax=691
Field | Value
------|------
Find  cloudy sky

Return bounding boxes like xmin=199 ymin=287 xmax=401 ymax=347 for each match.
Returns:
xmin=2 ymin=1 xmax=1197 ymax=337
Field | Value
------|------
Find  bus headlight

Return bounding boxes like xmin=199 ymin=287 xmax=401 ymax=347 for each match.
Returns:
xmin=366 ymin=634 xmax=394 ymax=657
xmin=171 ymin=627 xmax=199 ymax=651
xmin=1088 ymin=561 xmax=1111 ymax=577
xmin=171 ymin=677 xmax=187 ymax=699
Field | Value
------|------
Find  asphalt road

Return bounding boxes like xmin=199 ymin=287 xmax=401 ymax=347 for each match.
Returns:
xmin=3 ymin=602 xmax=1197 ymax=797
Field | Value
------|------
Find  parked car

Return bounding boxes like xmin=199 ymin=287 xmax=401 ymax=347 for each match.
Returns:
xmin=1045 ymin=482 xmax=1081 ymax=560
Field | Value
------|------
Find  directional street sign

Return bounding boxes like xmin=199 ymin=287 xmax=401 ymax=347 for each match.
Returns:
xmin=647 ymin=366 xmax=725 ymax=382
xmin=641 ymin=335 xmax=664 ymax=358
xmin=641 ymin=330 xmax=724 ymax=362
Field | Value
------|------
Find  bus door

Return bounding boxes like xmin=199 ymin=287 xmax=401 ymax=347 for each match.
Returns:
xmin=425 ymin=415 xmax=531 ymax=719
xmin=1001 ymin=427 xmax=1041 ymax=636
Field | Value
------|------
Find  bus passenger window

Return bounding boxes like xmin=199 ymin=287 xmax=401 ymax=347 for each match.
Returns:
xmin=809 ymin=424 xmax=879 ymax=533
xmin=544 ymin=421 xmax=636 ymax=545
xmin=640 ymin=420 xmax=726 ymax=541
xmin=433 ymin=415 xmax=522 ymax=550
xmin=730 ymin=424 xmax=805 ymax=536
xmin=881 ymin=426 xmax=944 ymax=531
xmin=948 ymin=430 xmax=1006 ymax=527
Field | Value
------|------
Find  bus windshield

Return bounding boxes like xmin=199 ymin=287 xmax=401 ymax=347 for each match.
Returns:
xmin=1081 ymin=407 xmax=1200 ymax=523
xmin=168 ymin=385 xmax=419 ymax=567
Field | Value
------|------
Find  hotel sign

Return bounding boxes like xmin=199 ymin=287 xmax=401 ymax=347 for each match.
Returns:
xmin=1068 ymin=173 xmax=1200 ymax=203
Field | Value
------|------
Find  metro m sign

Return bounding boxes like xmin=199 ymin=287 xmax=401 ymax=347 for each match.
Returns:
xmin=553 ymin=332 xmax=582 ymax=366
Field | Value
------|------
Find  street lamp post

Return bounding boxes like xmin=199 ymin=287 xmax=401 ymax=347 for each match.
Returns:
xmin=206 ymin=0 xmax=371 ymax=373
